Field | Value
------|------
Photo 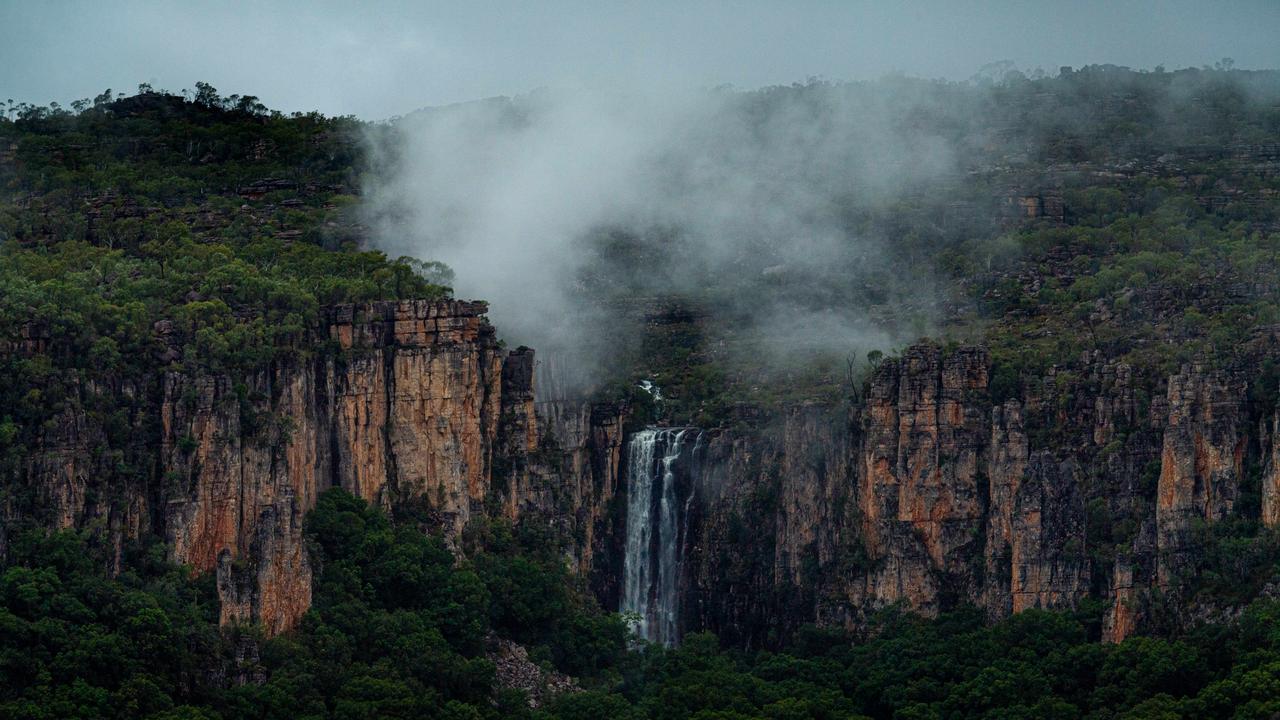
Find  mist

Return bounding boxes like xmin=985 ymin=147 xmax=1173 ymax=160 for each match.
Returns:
xmin=364 ymin=78 xmax=973 ymax=392
xmin=363 ymin=61 xmax=1280 ymax=399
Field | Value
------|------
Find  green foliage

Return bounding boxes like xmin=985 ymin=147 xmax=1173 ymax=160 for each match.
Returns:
xmin=0 ymin=87 xmax=451 ymax=457
xmin=981 ymin=188 xmax=1280 ymax=381
xmin=542 ymin=604 xmax=1280 ymax=720
xmin=571 ymin=68 xmax=1280 ymax=422
xmin=8 ymin=503 xmax=1280 ymax=719
xmin=0 ymin=530 xmax=223 ymax=720
xmin=0 ymin=490 xmax=629 ymax=719
xmin=7 ymin=67 xmax=1280 ymax=720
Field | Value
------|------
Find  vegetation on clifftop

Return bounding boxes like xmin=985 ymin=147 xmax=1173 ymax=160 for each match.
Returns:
xmin=0 ymin=86 xmax=450 ymax=460
xmin=567 ymin=66 xmax=1280 ymax=425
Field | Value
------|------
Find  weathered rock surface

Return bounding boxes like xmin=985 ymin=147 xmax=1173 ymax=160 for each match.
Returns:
xmin=1155 ymin=368 xmax=1247 ymax=585
xmin=9 ymin=301 xmax=1276 ymax=647
xmin=7 ymin=300 xmax=622 ymax=635
xmin=662 ymin=345 xmax=1271 ymax=646
xmin=486 ymin=636 xmax=578 ymax=708
xmin=1263 ymin=413 xmax=1280 ymax=528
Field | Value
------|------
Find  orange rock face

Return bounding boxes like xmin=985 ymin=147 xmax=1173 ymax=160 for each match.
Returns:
xmin=12 ymin=300 xmax=616 ymax=636
xmin=163 ymin=300 xmax=514 ymax=632
xmin=10 ymin=310 xmax=1269 ymax=646
xmin=688 ymin=346 xmax=1260 ymax=646
xmin=1155 ymin=367 xmax=1246 ymax=586
xmin=8 ymin=298 xmax=629 ymax=637
xmin=150 ymin=301 xmax=624 ymax=635
xmin=858 ymin=346 xmax=989 ymax=613
xmin=1103 ymin=560 xmax=1138 ymax=643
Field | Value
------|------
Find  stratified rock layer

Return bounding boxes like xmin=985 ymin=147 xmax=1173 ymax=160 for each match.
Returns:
xmin=7 ymin=300 xmax=622 ymax=635
xmin=9 ymin=308 xmax=1277 ymax=645
xmin=674 ymin=346 xmax=1272 ymax=646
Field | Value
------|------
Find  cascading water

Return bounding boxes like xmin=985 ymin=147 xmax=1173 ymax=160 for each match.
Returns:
xmin=622 ymin=427 xmax=701 ymax=646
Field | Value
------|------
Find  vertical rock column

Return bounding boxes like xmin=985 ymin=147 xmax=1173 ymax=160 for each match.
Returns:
xmin=1262 ymin=413 xmax=1280 ymax=529
xmin=856 ymin=346 xmax=989 ymax=614
xmin=1155 ymin=367 xmax=1247 ymax=586
xmin=983 ymin=400 xmax=1027 ymax=615
xmin=329 ymin=300 xmax=504 ymax=539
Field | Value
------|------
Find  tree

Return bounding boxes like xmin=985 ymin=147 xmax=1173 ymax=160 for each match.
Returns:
xmin=193 ymin=81 xmax=220 ymax=107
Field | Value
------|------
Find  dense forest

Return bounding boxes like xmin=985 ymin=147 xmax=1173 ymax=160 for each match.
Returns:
xmin=3 ymin=66 xmax=1280 ymax=719
xmin=0 ymin=490 xmax=622 ymax=719
xmin=5 ymin=498 xmax=1280 ymax=719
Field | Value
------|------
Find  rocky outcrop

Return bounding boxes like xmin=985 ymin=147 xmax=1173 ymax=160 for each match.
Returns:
xmin=1008 ymin=453 xmax=1090 ymax=613
xmin=859 ymin=346 xmax=990 ymax=612
xmin=216 ymin=497 xmax=311 ymax=636
xmin=8 ymin=300 xmax=622 ymax=636
xmin=686 ymin=405 xmax=854 ymax=646
xmin=661 ymin=345 xmax=1269 ymax=647
xmin=1103 ymin=559 xmax=1139 ymax=643
xmin=1264 ymin=413 xmax=1280 ymax=529
xmin=486 ymin=636 xmax=577 ymax=708
xmin=1155 ymin=368 xmax=1247 ymax=585
xmin=155 ymin=301 xmax=507 ymax=632
xmin=982 ymin=401 xmax=1027 ymax=615
xmin=492 ymin=346 xmax=629 ymax=577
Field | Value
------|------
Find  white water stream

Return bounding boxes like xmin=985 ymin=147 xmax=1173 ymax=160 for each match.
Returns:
xmin=621 ymin=427 xmax=700 ymax=646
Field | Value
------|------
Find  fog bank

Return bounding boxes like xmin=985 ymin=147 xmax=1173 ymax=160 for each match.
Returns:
xmin=364 ymin=79 xmax=971 ymax=389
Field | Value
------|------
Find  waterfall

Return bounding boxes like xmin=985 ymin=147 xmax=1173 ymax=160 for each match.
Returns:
xmin=622 ymin=427 xmax=701 ymax=646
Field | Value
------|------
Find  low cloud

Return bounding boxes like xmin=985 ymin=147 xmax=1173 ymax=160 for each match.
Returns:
xmin=364 ymin=79 xmax=965 ymax=391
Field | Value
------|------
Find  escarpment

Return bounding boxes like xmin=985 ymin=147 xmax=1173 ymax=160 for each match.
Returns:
xmin=4 ymin=300 xmax=626 ymax=635
xmin=660 ymin=344 xmax=1280 ymax=647
xmin=9 ymin=300 xmax=1280 ymax=644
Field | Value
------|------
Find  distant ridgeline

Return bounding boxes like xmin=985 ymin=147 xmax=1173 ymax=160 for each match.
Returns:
xmin=3 ymin=68 xmax=1280 ymax=718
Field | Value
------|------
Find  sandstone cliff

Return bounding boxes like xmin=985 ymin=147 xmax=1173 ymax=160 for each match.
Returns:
xmin=6 ymin=300 xmax=622 ymax=635
xmin=663 ymin=345 xmax=1273 ymax=646
xmin=9 ymin=311 xmax=1276 ymax=644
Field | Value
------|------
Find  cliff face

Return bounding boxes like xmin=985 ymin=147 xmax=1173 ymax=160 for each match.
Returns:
xmin=158 ymin=300 xmax=508 ymax=632
xmin=1155 ymin=369 xmax=1247 ymax=586
xmin=668 ymin=345 xmax=1272 ymax=646
xmin=10 ymin=308 xmax=1276 ymax=644
xmin=1263 ymin=414 xmax=1280 ymax=529
xmin=488 ymin=346 xmax=629 ymax=596
xmin=857 ymin=347 xmax=990 ymax=614
xmin=686 ymin=405 xmax=856 ymax=645
xmin=7 ymin=300 xmax=621 ymax=635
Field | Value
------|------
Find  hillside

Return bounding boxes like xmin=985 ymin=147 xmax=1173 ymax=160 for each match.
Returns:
xmin=3 ymin=68 xmax=1280 ymax=718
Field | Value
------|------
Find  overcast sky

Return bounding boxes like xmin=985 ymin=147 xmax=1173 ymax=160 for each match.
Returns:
xmin=3 ymin=0 xmax=1279 ymax=119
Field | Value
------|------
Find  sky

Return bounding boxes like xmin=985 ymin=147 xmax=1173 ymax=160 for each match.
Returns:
xmin=3 ymin=0 xmax=1280 ymax=119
